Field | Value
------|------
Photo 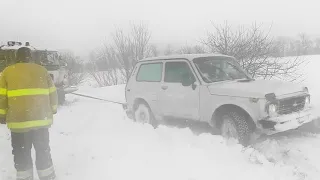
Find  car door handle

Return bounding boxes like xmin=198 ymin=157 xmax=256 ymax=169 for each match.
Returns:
xmin=161 ymin=86 xmax=168 ymax=90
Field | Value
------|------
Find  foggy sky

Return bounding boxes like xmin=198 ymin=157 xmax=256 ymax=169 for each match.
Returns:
xmin=0 ymin=0 xmax=318 ymax=58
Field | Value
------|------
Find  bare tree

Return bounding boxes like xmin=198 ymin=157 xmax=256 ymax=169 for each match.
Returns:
xmin=112 ymin=29 xmax=134 ymax=81
xmin=89 ymin=22 xmax=152 ymax=86
xmin=201 ymin=22 xmax=306 ymax=81
xmin=164 ymin=44 xmax=175 ymax=55
xmin=112 ymin=23 xmax=152 ymax=81
xmin=193 ymin=45 xmax=206 ymax=54
xmin=315 ymin=38 xmax=320 ymax=54
xmin=131 ymin=23 xmax=152 ymax=61
xmin=177 ymin=44 xmax=206 ymax=54
xmin=88 ymin=47 xmax=126 ymax=87
xmin=148 ymin=44 xmax=159 ymax=57
xmin=59 ymin=51 xmax=87 ymax=86
xmin=177 ymin=45 xmax=194 ymax=54
xmin=272 ymin=36 xmax=292 ymax=57
xmin=298 ymin=33 xmax=312 ymax=55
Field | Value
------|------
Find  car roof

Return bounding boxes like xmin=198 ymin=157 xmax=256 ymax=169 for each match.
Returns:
xmin=139 ymin=53 xmax=234 ymax=62
xmin=0 ymin=45 xmax=57 ymax=52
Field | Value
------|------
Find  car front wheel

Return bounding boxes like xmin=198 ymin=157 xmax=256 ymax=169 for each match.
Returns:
xmin=134 ymin=103 xmax=158 ymax=128
xmin=220 ymin=111 xmax=253 ymax=146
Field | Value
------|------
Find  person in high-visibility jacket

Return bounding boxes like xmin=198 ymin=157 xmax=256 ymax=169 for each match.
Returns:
xmin=0 ymin=47 xmax=58 ymax=180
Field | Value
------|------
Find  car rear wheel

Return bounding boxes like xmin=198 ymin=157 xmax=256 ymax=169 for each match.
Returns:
xmin=134 ymin=103 xmax=158 ymax=128
xmin=220 ymin=111 xmax=253 ymax=146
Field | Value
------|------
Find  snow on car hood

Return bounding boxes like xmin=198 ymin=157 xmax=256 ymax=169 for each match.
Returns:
xmin=207 ymin=79 xmax=305 ymax=98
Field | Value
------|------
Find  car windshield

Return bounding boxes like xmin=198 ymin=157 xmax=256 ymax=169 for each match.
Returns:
xmin=193 ymin=56 xmax=249 ymax=83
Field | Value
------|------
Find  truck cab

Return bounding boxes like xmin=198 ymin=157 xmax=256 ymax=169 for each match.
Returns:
xmin=0 ymin=41 xmax=78 ymax=104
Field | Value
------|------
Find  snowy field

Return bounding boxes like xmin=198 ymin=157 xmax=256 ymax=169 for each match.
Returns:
xmin=1 ymin=55 xmax=320 ymax=180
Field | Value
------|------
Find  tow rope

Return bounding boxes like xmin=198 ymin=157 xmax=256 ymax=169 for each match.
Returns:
xmin=70 ymin=92 xmax=126 ymax=105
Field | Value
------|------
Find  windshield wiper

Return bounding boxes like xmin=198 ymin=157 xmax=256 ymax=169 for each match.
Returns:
xmin=237 ymin=78 xmax=255 ymax=82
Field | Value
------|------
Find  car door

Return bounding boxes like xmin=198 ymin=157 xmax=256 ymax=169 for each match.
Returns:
xmin=159 ymin=60 xmax=200 ymax=120
xmin=127 ymin=61 xmax=164 ymax=116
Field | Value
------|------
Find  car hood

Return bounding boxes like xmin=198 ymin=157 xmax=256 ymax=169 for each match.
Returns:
xmin=207 ymin=79 xmax=305 ymax=98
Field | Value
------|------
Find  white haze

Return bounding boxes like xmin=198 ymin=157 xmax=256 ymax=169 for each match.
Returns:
xmin=0 ymin=0 xmax=319 ymax=58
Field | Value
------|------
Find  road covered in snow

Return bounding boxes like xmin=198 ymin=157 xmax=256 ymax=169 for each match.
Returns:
xmin=0 ymin=84 xmax=319 ymax=180
xmin=1 ymin=55 xmax=320 ymax=180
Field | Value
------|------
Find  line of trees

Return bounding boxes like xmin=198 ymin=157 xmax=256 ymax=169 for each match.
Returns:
xmin=58 ymin=50 xmax=87 ymax=86
xmin=61 ymin=22 xmax=315 ymax=87
xmin=273 ymin=34 xmax=320 ymax=57
xmin=85 ymin=23 xmax=155 ymax=86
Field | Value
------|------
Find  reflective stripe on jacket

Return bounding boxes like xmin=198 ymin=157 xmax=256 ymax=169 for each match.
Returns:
xmin=0 ymin=63 xmax=58 ymax=132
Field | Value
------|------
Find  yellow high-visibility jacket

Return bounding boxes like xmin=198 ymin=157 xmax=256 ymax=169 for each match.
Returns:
xmin=0 ymin=62 xmax=58 ymax=132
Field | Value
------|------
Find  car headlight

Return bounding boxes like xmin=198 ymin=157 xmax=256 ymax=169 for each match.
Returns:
xmin=268 ymin=104 xmax=278 ymax=117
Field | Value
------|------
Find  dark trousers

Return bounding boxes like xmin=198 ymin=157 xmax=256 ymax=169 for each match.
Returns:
xmin=11 ymin=128 xmax=56 ymax=180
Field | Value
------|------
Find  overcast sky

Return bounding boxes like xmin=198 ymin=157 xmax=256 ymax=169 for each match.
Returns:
xmin=0 ymin=0 xmax=318 ymax=58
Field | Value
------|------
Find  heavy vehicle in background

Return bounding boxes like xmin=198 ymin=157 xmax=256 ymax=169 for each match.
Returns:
xmin=123 ymin=54 xmax=314 ymax=146
xmin=0 ymin=41 xmax=78 ymax=104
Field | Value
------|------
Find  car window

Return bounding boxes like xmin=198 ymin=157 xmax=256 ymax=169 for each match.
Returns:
xmin=164 ymin=61 xmax=195 ymax=83
xmin=136 ymin=62 xmax=163 ymax=82
xmin=193 ymin=57 xmax=247 ymax=83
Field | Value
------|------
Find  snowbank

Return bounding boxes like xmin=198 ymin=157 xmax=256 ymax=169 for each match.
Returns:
xmin=37 ymin=95 xmax=312 ymax=179
xmin=0 ymin=85 xmax=312 ymax=180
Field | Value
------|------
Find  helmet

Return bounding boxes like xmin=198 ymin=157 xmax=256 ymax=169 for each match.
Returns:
xmin=16 ymin=47 xmax=32 ymax=62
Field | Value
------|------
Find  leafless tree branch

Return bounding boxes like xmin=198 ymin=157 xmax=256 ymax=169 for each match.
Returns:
xmin=201 ymin=21 xmax=306 ymax=81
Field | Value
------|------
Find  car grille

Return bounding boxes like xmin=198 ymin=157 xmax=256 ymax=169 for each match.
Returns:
xmin=277 ymin=96 xmax=306 ymax=115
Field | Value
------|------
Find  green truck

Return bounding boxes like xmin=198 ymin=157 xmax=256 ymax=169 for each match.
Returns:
xmin=0 ymin=41 xmax=78 ymax=104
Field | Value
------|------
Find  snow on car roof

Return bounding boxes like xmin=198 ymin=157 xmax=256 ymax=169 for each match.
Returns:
xmin=0 ymin=45 xmax=36 ymax=50
xmin=139 ymin=53 xmax=234 ymax=62
xmin=0 ymin=45 xmax=57 ymax=52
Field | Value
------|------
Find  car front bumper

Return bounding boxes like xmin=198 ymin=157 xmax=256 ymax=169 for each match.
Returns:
xmin=258 ymin=106 xmax=314 ymax=135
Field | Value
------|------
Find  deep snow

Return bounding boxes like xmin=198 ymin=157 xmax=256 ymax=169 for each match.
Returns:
xmin=1 ymin=55 xmax=320 ymax=180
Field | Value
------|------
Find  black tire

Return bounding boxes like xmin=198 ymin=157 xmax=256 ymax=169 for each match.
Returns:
xmin=134 ymin=102 xmax=158 ymax=129
xmin=220 ymin=111 xmax=253 ymax=146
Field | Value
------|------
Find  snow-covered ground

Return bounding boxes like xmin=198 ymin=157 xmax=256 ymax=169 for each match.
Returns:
xmin=1 ymin=55 xmax=320 ymax=180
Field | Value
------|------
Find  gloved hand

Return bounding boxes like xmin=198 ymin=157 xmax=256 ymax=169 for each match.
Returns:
xmin=0 ymin=118 xmax=6 ymax=124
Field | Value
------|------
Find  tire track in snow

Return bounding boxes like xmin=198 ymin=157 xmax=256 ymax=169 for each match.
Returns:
xmin=250 ymin=130 xmax=320 ymax=180
xmin=53 ymin=89 xmax=320 ymax=180
xmin=161 ymin=115 xmax=320 ymax=179
xmin=50 ymin=96 xmax=128 ymax=180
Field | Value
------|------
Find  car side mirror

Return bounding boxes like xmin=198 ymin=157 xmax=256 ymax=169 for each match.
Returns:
xmin=181 ymin=73 xmax=196 ymax=87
